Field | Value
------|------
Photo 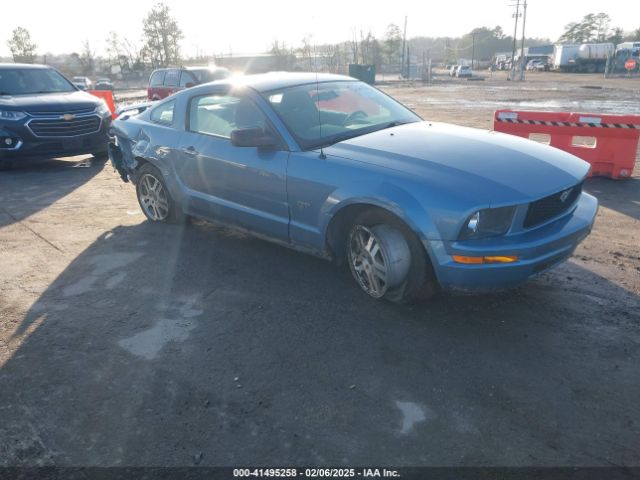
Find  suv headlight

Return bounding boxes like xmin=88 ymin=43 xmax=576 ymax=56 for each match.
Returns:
xmin=0 ymin=110 xmax=27 ymax=121
xmin=96 ymin=101 xmax=111 ymax=117
xmin=459 ymin=206 xmax=516 ymax=240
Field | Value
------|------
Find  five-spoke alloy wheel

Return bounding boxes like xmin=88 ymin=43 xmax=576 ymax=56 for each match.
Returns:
xmin=138 ymin=173 xmax=170 ymax=221
xmin=346 ymin=209 xmax=437 ymax=303
xmin=135 ymin=163 xmax=182 ymax=223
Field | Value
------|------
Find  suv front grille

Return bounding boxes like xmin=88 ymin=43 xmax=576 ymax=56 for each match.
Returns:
xmin=27 ymin=107 xmax=96 ymax=117
xmin=27 ymin=115 xmax=101 ymax=138
xmin=523 ymin=182 xmax=583 ymax=229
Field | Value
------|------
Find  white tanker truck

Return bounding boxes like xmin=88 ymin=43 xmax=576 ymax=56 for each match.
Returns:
xmin=552 ymin=43 xmax=614 ymax=73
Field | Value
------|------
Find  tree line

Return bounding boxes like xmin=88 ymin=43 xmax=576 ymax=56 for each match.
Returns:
xmin=558 ymin=12 xmax=640 ymax=45
xmin=6 ymin=5 xmax=640 ymax=77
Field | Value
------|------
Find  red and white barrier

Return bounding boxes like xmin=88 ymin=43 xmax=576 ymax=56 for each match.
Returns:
xmin=87 ymin=90 xmax=117 ymax=119
xmin=494 ymin=110 xmax=640 ymax=179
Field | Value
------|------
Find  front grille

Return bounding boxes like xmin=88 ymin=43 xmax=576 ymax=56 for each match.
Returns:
xmin=524 ymin=181 xmax=583 ymax=229
xmin=28 ymin=107 xmax=96 ymax=117
xmin=28 ymin=115 xmax=101 ymax=138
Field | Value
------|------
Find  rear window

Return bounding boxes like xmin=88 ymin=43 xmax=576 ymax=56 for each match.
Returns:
xmin=164 ymin=70 xmax=180 ymax=87
xmin=149 ymin=70 xmax=165 ymax=87
xmin=189 ymin=68 xmax=231 ymax=84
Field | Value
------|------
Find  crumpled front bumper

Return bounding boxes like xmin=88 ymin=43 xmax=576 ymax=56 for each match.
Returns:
xmin=427 ymin=192 xmax=598 ymax=291
xmin=108 ymin=140 xmax=129 ymax=182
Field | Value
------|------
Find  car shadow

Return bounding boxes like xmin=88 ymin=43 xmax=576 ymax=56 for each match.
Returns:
xmin=1 ymin=219 xmax=639 ymax=466
xmin=585 ymin=176 xmax=640 ymax=221
xmin=0 ymin=155 xmax=106 ymax=228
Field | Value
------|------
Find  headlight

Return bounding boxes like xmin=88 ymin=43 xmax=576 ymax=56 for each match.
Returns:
xmin=0 ymin=110 xmax=27 ymax=121
xmin=459 ymin=206 xmax=516 ymax=240
xmin=96 ymin=101 xmax=111 ymax=117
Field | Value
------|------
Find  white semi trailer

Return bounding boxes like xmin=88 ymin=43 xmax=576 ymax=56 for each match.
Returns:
xmin=552 ymin=43 xmax=614 ymax=73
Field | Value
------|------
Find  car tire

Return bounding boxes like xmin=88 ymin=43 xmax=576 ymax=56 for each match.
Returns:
xmin=346 ymin=209 xmax=437 ymax=304
xmin=135 ymin=163 xmax=184 ymax=224
xmin=91 ymin=150 xmax=109 ymax=161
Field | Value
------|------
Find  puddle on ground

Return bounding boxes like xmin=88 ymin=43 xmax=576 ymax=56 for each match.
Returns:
xmin=118 ymin=317 xmax=197 ymax=360
xmin=62 ymin=252 xmax=143 ymax=297
xmin=118 ymin=297 xmax=203 ymax=360
xmin=395 ymin=400 xmax=434 ymax=434
xmin=413 ymin=96 xmax=640 ymax=115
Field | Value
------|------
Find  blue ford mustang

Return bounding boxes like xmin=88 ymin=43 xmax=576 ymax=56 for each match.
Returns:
xmin=109 ymin=73 xmax=598 ymax=303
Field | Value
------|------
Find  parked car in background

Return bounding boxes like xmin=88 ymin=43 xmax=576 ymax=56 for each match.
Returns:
xmin=94 ymin=78 xmax=114 ymax=91
xmin=72 ymin=76 xmax=92 ymax=90
xmin=456 ymin=65 xmax=473 ymax=77
xmin=449 ymin=65 xmax=460 ymax=77
xmin=110 ymin=72 xmax=597 ymax=303
xmin=0 ymin=64 xmax=112 ymax=168
xmin=534 ymin=60 xmax=550 ymax=71
xmin=147 ymin=66 xmax=231 ymax=100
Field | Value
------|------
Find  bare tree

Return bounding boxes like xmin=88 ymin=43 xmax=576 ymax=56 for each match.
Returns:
xmin=383 ymin=24 xmax=402 ymax=67
xmin=594 ymin=13 xmax=612 ymax=42
xmin=300 ymin=35 xmax=314 ymax=71
xmin=7 ymin=27 xmax=37 ymax=63
xmin=269 ymin=40 xmax=295 ymax=70
xmin=76 ymin=40 xmax=95 ymax=76
xmin=142 ymin=2 xmax=183 ymax=68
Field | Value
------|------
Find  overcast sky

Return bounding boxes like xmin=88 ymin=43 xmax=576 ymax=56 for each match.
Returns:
xmin=2 ymin=0 xmax=637 ymax=57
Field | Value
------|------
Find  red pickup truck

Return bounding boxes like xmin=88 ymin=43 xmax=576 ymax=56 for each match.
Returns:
xmin=147 ymin=66 xmax=231 ymax=101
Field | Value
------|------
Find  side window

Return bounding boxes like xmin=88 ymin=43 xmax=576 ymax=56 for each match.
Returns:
xmin=189 ymin=94 xmax=266 ymax=138
xmin=149 ymin=70 xmax=165 ymax=87
xmin=179 ymin=71 xmax=195 ymax=88
xmin=150 ymin=100 xmax=175 ymax=125
xmin=164 ymin=70 xmax=180 ymax=87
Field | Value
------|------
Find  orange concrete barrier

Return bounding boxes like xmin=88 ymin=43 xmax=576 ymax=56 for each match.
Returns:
xmin=87 ymin=90 xmax=117 ymax=119
xmin=494 ymin=110 xmax=640 ymax=179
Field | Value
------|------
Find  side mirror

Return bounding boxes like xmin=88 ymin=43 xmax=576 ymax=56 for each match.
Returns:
xmin=230 ymin=127 xmax=278 ymax=148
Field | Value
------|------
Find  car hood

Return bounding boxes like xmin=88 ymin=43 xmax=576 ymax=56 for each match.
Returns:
xmin=0 ymin=90 xmax=99 ymax=112
xmin=325 ymin=121 xmax=590 ymax=205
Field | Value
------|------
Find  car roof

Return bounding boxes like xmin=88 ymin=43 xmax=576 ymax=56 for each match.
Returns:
xmin=0 ymin=63 xmax=51 ymax=70
xmin=189 ymin=72 xmax=356 ymax=94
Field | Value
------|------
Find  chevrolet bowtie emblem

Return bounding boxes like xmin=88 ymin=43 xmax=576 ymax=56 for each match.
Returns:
xmin=61 ymin=114 xmax=75 ymax=121
xmin=559 ymin=188 xmax=573 ymax=203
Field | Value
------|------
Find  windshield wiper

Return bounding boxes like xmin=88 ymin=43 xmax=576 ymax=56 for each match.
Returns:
xmin=309 ymin=130 xmax=366 ymax=150
xmin=379 ymin=120 xmax=415 ymax=130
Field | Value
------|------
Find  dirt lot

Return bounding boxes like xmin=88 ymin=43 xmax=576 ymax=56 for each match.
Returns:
xmin=0 ymin=72 xmax=639 ymax=466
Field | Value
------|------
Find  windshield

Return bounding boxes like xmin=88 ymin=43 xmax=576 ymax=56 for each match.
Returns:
xmin=263 ymin=80 xmax=421 ymax=150
xmin=0 ymin=68 xmax=76 ymax=95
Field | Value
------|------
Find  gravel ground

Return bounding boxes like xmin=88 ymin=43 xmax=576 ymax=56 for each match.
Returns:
xmin=0 ymin=72 xmax=638 ymax=467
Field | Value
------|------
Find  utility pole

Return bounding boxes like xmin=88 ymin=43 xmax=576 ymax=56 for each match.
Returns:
xmin=519 ymin=0 xmax=528 ymax=80
xmin=401 ymin=16 xmax=408 ymax=78
xmin=471 ymin=31 xmax=477 ymax=70
xmin=509 ymin=0 xmax=521 ymax=80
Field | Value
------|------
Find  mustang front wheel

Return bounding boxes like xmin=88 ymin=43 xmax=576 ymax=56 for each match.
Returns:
xmin=346 ymin=209 xmax=437 ymax=303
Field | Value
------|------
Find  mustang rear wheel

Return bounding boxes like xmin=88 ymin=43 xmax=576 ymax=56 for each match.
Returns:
xmin=346 ymin=209 xmax=437 ymax=303
xmin=136 ymin=163 xmax=183 ymax=223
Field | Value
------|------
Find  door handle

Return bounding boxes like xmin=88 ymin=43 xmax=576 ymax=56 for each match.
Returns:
xmin=182 ymin=146 xmax=198 ymax=156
